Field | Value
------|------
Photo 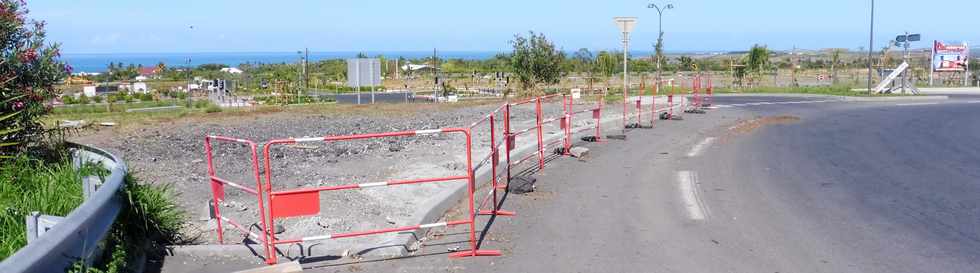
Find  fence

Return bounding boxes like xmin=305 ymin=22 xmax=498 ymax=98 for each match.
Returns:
xmin=469 ymin=105 xmax=516 ymax=217
xmin=260 ymin=128 xmax=500 ymax=264
xmin=204 ymin=136 xmax=274 ymax=264
xmin=201 ymin=92 xmax=631 ymax=265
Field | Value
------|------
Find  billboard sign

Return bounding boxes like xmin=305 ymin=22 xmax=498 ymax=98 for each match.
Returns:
xmin=346 ymin=58 xmax=382 ymax=87
xmin=932 ymin=41 xmax=969 ymax=72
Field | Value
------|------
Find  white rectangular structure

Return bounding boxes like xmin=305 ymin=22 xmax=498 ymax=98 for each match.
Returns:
xmin=346 ymin=58 xmax=382 ymax=87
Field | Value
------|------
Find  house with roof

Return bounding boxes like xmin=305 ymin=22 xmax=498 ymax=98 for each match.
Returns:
xmin=139 ymin=67 xmax=161 ymax=79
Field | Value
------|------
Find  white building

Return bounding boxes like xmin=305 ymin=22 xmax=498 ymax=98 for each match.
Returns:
xmin=220 ymin=67 xmax=244 ymax=74
xmin=131 ymin=82 xmax=149 ymax=93
xmin=82 ymin=86 xmax=97 ymax=97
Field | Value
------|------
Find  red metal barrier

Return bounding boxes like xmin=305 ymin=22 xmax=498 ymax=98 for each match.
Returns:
xmin=204 ymin=135 xmax=274 ymax=264
xmin=505 ymin=94 xmax=564 ymax=172
xmin=705 ymin=76 xmax=714 ymax=106
xmin=468 ymin=105 xmax=515 ymax=217
xmin=204 ymin=92 xmax=613 ymax=265
xmin=260 ymin=128 xmax=500 ymax=264
xmin=564 ymin=94 xmax=604 ymax=141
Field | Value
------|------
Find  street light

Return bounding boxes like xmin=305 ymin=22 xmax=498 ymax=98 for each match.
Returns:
xmin=647 ymin=3 xmax=673 ymax=93
xmin=614 ymin=16 xmax=637 ymax=130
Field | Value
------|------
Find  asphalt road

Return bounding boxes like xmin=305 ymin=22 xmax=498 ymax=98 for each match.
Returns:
xmin=161 ymin=95 xmax=980 ymax=272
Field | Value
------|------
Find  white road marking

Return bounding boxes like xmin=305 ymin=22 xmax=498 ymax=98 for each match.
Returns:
xmin=677 ymin=171 xmax=708 ymax=221
xmin=686 ymin=137 xmax=716 ymax=157
xmin=895 ymin=102 xmax=939 ymax=106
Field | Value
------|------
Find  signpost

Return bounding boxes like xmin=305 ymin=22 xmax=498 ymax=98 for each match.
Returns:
xmin=894 ymin=32 xmax=920 ymax=93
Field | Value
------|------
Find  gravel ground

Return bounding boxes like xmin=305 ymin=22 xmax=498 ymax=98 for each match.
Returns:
xmin=71 ymin=98 xmax=626 ymax=251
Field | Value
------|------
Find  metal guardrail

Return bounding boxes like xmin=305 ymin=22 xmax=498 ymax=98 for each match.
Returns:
xmin=0 ymin=143 xmax=128 ymax=273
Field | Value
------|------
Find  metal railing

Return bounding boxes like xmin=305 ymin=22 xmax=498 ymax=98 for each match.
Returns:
xmin=0 ymin=143 xmax=128 ymax=273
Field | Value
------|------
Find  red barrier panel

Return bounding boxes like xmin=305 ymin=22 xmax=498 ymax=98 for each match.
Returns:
xmin=260 ymin=128 xmax=500 ymax=264
xmin=506 ymin=94 xmax=564 ymax=172
xmin=204 ymin=136 xmax=274 ymax=264
xmin=468 ymin=105 xmax=515 ymax=217
xmin=204 ymin=92 xmax=612 ymax=265
xmin=705 ymin=76 xmax=714 ymax=106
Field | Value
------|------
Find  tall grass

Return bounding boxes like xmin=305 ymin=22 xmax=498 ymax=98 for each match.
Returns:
xmin=0 ymin=155 xmax=186 ymax=272
xmin=0 ymin=155 xmax=104 ymax=259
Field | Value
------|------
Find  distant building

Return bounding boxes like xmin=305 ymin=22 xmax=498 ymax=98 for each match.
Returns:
xmin=139 ymin=67 xmax=161 ymax=79
xmin=401 ymin=64 xmax=438 ymax=72
xmin=81 ymin=85 xmax=119 ymax=97
xmin=131 ymin=82 xmax=149 ymax=93
xmin=220 ymin=67 xmax=244 ymax=74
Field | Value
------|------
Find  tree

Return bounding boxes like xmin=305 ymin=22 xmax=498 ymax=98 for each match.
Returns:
xmin=677 ymin=56 xmax=695 ymax=71
xmin=0 ymin=0 xmax=68 ymax=157
xmin=595 ymin=50 xmax=621 ymax=93
xmin=509 ymin=31 xmax=565 ymax=97
xmin=745 ymin=44 xmax=771 ymax=86
xmin=830 ymin=49 xmax=842 ymax=84
xmin=654 ymin=29 xmax=665 ymax=83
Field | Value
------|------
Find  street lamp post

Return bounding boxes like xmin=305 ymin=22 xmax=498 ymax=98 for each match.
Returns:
xmin=614 ymin=17 xmax=637 ymax=130
xmin=647 ymin=3 xmax=673 ymax=94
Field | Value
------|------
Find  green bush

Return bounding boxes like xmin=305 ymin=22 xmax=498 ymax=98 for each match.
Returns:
xmin=204 ymin=104 xmax=222 ymax=113
xmin=0 ymin=0 xmax=70 ymax=157
xmin=91 ymin=95 xmax=103 ymax=104
xmin=192 ymin=100 xmax=210 ymax=108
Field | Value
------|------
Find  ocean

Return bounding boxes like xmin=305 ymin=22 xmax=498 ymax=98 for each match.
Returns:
xmin=62 ymin=51 xmax=505 ymax=73
xmin=62 ymin=50 xmax=660 ymax=73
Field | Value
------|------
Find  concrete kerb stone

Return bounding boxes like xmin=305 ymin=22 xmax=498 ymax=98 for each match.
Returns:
xmin=166 ymin=99 xmax=691 ymax=263
xmin=841 ymin=95 xmax=949 ymax=102
xmin=709 ymin=93 xmax=949 ymax=102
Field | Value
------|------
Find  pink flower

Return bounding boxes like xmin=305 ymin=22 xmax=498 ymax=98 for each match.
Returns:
xmin=13 ymin=101 xmax=24 ymax=110
xmin=19 ymin=48 xmax=36 ymax=63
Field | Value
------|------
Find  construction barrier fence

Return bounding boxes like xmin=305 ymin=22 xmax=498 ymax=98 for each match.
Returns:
xmin=202 ymin=92 xmax=641 ymax=265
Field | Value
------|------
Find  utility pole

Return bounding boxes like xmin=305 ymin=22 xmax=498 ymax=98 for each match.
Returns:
xmin=867 ymin=0 xmax=875 ymax=95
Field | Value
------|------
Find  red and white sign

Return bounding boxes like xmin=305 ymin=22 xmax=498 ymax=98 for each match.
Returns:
xmin=933 ymin=41 xmax=970 ymax=72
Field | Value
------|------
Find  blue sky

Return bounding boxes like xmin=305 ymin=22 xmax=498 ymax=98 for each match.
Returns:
xmin=31 ymin=0 xmax=979 ymax=54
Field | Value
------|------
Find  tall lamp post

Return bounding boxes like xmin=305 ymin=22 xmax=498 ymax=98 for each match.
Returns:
xmin=647 ymin=3 xmax=673 ymax=93
xmin=614 ymin=17 xmax=637 ymax=130
xmin=867 ymin=0 xmax=874 ymax=95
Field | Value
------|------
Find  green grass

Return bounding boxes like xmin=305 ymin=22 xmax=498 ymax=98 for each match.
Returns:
xmin=52 ymin=100 xmax=185 ymax=115
xmin=0 ymin=153 xmax=185 ymax=272
xmin=0 ymin=154 xmax=105 ymax=260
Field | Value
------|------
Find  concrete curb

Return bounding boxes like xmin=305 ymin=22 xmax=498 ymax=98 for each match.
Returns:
xmin=841 ymin=95 xmax=948 ymax=102
xmin=710 ymin=93 xmax=949 ymax=102
xmin=166 ymin=99 xmax=691 ymax=262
